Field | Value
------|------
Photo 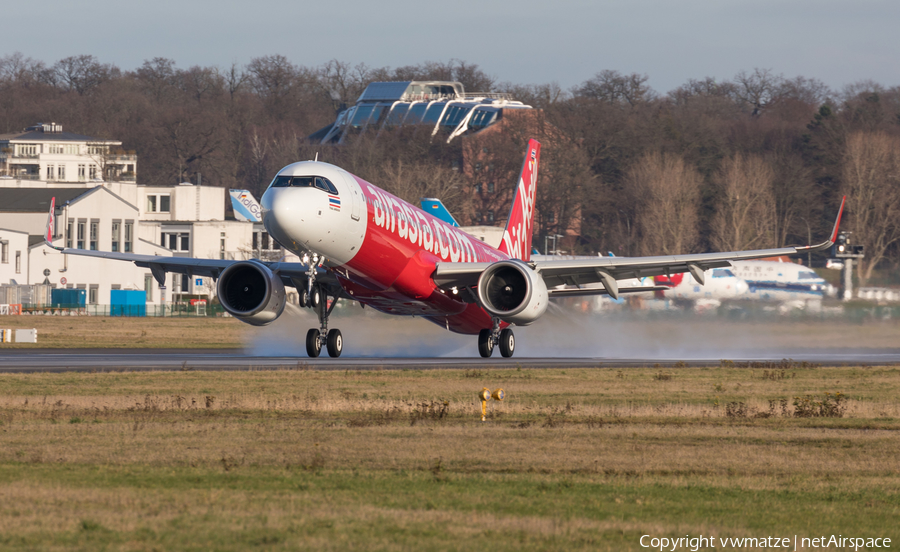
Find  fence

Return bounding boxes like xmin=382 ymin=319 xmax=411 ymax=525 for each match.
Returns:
xmin=13 ymin=303 xmax=227 ymax=317
xmin=0 ymin=285 xmax=51 ymax=307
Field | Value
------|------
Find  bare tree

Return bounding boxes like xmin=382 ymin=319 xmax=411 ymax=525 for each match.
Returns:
xmin=390 ymin=60 xmax=496 ymax=93
xmin=842 ymin=131 xmax=900 ymax=284
xmin=575 ymin=70 xmax=655 ymax=107
xmin=710 ymin=153 xmax=777 ymax=251
xmin=731 ymin=68 xmax=783 ymax=116
xmin=177 ymin=66 xmax=225 ymax=103
xmin=626 ymin=152 xmax=702 ymax=255
xmin=0 ymin=52 xmax=47 ymax=84
xmin=134 ymin=57 xmax=178 ymax=103
xmin=497 ymin=82 xmax=567 ymax=110
xmin=246 ymin=55 xmax=297 ymax=100
xmin=318 ymin=59 xmax=373 ymax=112
xmin=770 ymin=151 xmax=819 ymax=248
xmin=223 ymin=62 xmax=249 ymax=102
xmin=52 ymin=55 xmax=119 ymax=95
xmin=378 ymin=160 xmax=467 ymax=213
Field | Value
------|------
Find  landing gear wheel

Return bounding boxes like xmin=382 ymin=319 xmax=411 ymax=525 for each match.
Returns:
xmin=478 ymin=329 xmax=494 ymax=358
xmin=298 ymin=288 xmax=309 ymax=308
xmin=306 ymin=328 xmax=321 ymax=358
xmin=310 ymin=287 xmax=321 ymax=309
xmin=326 ymin=329 xmax=343 ymax=358
xmin=499 ymin=328 xmax=515 ymax=358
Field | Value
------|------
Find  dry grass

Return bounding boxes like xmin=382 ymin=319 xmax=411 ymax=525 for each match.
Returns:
xmin=0 ymin=366 xmax=897 ymax=549
xmin=0 ymin=314 xmax=242 ymax=348
xmin=0 ymin=364 xmax=898 ymax=549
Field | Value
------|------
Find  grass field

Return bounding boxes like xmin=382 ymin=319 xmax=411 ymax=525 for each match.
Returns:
xmin=2 ymin=311 xmax=899 ymax=354
xmin=0 ymin=364 xmax=897 ymax=550
xmin=0 ymin=315 xmax=243 ymax=348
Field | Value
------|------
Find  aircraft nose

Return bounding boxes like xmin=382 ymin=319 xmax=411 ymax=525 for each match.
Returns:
xmin=736 ymin=279 xmax=749 ymax=295
xmin=262 ymin=187 xmax=310 ymax=249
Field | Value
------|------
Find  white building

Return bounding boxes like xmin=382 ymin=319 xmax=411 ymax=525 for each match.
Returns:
xmin=0 ymin=122 xmax=136 ymax=183
xmin=1 ymin=187 xmax=171 ymax=305
xmin=0 ymin=123 xmax=293 ymax=307
xmin=0 ymin=123 xmax=304 ymax=305
xmin=0 ymin=228 xmax=29 ymax=286
xmin=0 ymin=184 xmax=290 ymax=305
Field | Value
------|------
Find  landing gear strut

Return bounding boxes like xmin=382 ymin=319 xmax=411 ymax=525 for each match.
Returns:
xmin=478 ymin=318 xmax=515 ymax=358
xmin=301 ymin=256 xmax=342 ymax=358
xmin=304 ymin=286 xmax=342 ymax=358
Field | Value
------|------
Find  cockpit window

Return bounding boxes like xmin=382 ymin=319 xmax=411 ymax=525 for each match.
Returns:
xmin=270 ymin=175 xmax=338 ymax=194
xmin=315 ymin=177 xmax=338 ymax=194
xmin=798 ymin=271 xmax=820 ymax=279
xmin=712 ymin=268 xmax=736 ymax=278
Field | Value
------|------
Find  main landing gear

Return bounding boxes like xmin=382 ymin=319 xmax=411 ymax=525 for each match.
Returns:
xmin=478 ymin=318 xmax=515 ymax=358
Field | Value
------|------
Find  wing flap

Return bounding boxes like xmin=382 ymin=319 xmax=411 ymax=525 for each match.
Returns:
xmin=548 ymin=286 xmax=667 ymax=298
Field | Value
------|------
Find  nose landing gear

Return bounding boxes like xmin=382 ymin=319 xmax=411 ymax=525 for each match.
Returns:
xmin=303 ymin=283 xmax=343 ymax=358
xmin=478 ymin=318 xmax=515 ymax=358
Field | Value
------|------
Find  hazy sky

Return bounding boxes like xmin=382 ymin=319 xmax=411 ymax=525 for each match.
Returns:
xmin=4 ymin=0 xmax=898 ymax=94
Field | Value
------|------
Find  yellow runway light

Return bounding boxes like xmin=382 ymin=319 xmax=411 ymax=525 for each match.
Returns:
xmin=478 ymin=388 xmax=507 ymax=422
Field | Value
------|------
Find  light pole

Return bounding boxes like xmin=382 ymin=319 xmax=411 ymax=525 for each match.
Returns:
xmin=834 ymin=231 xmax=865 ymax=301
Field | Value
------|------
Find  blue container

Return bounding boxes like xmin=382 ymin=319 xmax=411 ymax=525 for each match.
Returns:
xmin=110 ymin=290 xmax=147 ymax=317
xmin=51 ymin=288 xmax=86 ymax=308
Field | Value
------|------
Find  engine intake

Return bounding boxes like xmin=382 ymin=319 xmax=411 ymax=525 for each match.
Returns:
xmin=217 ymin=260 xmax=286 ymax=326
xmin=477 ymin=260 xmax=548 ymax=325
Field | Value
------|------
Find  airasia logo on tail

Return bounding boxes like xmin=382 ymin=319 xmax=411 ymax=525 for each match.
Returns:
xmin=500 ymin=140 xmax=540 ymax=262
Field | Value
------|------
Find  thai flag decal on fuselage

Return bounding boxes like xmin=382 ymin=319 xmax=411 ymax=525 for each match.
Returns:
xmin=328 ymin=193 xmax=341 ymax=211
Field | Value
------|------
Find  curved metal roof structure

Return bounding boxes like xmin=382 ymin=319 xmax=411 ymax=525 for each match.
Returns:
xmin=312 ymin=81 xmax=532 ymax=145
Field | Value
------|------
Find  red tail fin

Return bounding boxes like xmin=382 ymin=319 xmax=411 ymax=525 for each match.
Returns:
xmin=499 ymin=139 xmax=540 ymax=261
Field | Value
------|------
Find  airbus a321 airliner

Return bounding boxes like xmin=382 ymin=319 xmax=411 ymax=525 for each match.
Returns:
xmin=45 ymin=140 xmax=845 ymax=359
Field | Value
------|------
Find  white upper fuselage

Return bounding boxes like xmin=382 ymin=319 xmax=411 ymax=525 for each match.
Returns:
xmin=260 ymin=161 xmax=368 ymax=264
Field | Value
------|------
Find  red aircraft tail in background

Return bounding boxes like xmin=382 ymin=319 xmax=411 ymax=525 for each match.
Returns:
xmin=499 ymin=139 xmax=540 ymax=262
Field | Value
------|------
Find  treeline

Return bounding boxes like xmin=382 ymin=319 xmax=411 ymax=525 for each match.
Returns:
xmin=1 ymin=53 xmax=899 ymax=282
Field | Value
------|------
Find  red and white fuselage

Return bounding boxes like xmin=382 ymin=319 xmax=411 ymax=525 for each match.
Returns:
xmin=261 ymin=154 xmax=533 ymax=334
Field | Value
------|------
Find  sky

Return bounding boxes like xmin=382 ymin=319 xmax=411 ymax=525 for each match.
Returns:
xmin=4 ymin=0 xmax=898 ymax=94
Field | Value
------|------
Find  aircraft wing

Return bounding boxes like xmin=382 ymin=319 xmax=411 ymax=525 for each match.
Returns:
xmin=434 ymin=197 xmax=845 ymax=300
xmin=43 ymin=197 xmax=335 ymax=290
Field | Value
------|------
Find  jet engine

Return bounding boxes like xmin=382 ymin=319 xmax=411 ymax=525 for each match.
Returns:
xmin=476 ymin=260 xmax=548 ymax=325
xmin=217 ymin=260 xmax=286 ymax=326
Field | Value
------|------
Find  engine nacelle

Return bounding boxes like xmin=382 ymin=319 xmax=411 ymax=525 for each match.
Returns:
xmin=476 ymin=260 xmax=548 ymax=326
xmin=217 ymin=260 xmax=286 ymax=326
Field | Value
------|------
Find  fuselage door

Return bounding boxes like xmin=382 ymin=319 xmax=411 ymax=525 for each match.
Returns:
xmin=343 ymin=174 xmax=363 ymax=222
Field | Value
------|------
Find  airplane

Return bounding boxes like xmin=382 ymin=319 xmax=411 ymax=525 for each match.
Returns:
xmin=731 ymin=259 xmax=835 ymax=301
xmin=44 ymin=139 xmax=846 ymax=359
xmin=654 ymin=267 xmax=749 ymax=301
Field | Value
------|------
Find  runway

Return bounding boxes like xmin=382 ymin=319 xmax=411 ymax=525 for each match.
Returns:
xmin=2 ymin=348 xmax=900 ymax=372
